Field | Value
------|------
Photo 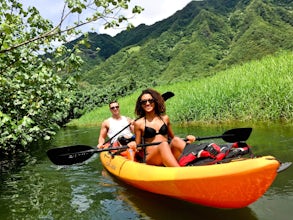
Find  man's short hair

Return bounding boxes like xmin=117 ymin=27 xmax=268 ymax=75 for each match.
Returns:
xmin=109 ymin=100 xmax=118 ymax=107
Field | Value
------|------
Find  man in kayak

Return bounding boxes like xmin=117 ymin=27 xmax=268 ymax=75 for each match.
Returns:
xmin=97 ymin=100 xmax=134 ymax=149
xmin=128 ymin=88 xmax=195 ymax=167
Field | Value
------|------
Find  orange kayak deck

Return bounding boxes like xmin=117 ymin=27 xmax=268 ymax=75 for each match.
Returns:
xmin=100 ymin=152 xmax=280 ymax=208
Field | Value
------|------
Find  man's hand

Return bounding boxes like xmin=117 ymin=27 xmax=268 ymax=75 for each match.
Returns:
xmin=97 ymin=143 xmax=105 ymax=149
xmin=186 ymin=135 xmax=196 ymax=143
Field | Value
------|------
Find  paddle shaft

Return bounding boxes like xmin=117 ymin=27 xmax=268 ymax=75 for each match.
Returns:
xmin=60 ymin=141 xmax=162 ymax=156
xmin=196 ymin=134 xmax=233 ymax=141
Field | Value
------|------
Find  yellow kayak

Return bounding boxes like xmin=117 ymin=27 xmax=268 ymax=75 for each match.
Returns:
xmin=100 ymin=152 xmax=280 ymax=208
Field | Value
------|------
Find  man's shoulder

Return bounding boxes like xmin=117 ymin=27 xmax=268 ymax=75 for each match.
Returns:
xmin=102 ymin=118 xmax=111 ymax=126
xmin=121 ymin=115 xmax=131 ymax=121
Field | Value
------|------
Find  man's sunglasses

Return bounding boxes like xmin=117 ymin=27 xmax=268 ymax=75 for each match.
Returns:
xmin=140 ymin=99 xmax=155 ymax=105
xmin=110 ymin=106 xmax=119 ymax=110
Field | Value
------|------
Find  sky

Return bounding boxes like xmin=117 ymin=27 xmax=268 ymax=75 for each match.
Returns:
xmin=20 ymin=0 xmax=193 ymax=36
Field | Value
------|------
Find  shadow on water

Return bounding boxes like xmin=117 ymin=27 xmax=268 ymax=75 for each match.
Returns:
xmin=105 ymin=171 xmax=258 ymax=220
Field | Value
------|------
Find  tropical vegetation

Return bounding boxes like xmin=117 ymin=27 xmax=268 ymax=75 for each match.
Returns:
xmin=0 ymin=0 xmax=292 ymax=166
xmin=76 ymin=0 xmax=293 ymax=88
xmin=68 ymin=51 xmax=293 ymax=127
xmin=0 ymin=0 xmax=142 ymax=161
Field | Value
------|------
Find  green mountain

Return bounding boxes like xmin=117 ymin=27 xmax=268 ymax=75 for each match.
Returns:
xmin=70 ymin=0 xmax=293 ymax=90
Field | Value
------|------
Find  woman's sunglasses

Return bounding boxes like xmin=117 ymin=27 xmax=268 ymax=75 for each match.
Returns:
xmin=110 ymin=106 xmax=119 ymax=110
xmin=140 ymin=99 xmax=155 ymax=105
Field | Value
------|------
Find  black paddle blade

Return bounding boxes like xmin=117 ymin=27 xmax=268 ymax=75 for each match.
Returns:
xmin=162 ymin=91 xmax=174 ymax=101
xmin=222 ymin=127 xmax=252 ymax=143
xmin=47 ymin=145 xmax=95 ymax=165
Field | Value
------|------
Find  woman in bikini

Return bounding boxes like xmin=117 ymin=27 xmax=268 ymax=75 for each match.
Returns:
xmin=130 ymin=88 xmax=195 ymax=167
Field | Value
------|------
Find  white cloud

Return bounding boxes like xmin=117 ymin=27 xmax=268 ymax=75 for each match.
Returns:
xmin=130 ymin=0 xmax=191 ymax=25
xmin=20 ymin=0 xmax=192 ymax=36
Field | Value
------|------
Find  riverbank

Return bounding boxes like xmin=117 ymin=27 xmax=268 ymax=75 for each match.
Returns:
xmin=68 ymin=51 xmax=292 ymax=127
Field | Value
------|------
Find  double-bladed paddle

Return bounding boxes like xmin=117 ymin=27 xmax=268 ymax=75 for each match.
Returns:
xmin=47 ymin=142 xmax=162 ymax=165
xmin=47 ymin=127 xmax=252 ymax=165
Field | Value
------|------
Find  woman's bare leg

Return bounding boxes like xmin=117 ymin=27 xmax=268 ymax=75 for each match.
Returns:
xmin=170 ymin=136 xmax=186 ymax=159
xmin=146 ymin=142 xmax=180 ymax=167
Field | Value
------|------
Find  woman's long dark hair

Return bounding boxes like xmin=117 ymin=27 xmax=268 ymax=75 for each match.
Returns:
xmin=135 ymin=88 xmax=166 ymax=117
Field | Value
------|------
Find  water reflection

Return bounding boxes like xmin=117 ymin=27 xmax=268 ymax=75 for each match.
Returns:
xmin=0 ymin=124 xmax=292 ymax=220
xmin=103 ymin=169 xmax=258 ymax=220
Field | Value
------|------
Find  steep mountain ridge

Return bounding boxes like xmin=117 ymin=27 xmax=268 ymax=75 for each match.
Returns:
xmin=70 ymin=0 xmax=292 ymax=89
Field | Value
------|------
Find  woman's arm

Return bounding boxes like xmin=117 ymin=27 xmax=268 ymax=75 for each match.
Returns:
xmin=164 ymin=115 xmax=175 ymax=139
xmin=134 ymin=119 xmax=143 ymax=145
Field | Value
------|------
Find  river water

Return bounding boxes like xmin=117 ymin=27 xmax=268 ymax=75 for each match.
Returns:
xmin=0 ymin=123 xmax=292 ymax=220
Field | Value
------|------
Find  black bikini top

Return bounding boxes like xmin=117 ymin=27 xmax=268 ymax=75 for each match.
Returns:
xmin=143 ymin=117 xmax=168 ymax=139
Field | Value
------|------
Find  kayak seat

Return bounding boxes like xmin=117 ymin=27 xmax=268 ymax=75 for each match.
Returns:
xmin=178 ymin=142 xmax=252 ymax=166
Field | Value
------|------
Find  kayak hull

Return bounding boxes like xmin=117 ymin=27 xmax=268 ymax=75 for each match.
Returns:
xmin=100 ymin=152 xmax=279 ymax=208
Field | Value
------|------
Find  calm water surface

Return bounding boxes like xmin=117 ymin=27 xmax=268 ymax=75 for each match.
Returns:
xmin=0 ymin=123 xmax=292 ymax=220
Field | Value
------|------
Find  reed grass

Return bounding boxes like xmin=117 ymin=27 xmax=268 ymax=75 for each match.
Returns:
xmin=68 ymin=51 xmax=292 ymax=127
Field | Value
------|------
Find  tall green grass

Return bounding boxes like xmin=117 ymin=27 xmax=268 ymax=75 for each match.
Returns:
xmin=68 ymin=51 xmax=292 ymax=127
